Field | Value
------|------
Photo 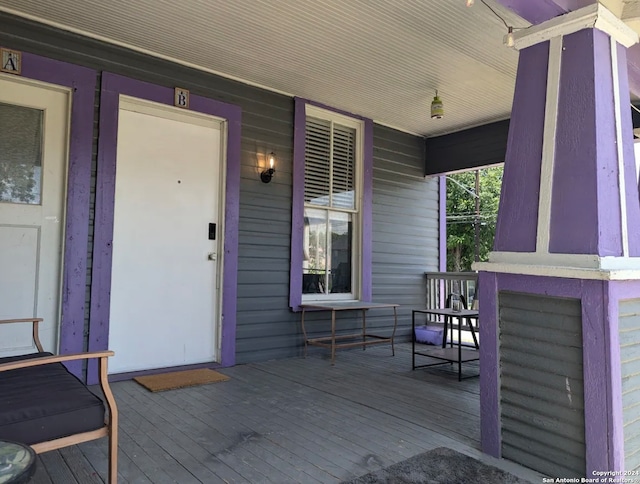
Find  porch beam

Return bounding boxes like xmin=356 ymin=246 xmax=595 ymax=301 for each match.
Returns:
xmin=495 ymin=0 xmax=640 ymax=97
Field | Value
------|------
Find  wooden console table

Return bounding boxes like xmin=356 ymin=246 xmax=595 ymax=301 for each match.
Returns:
xmin=299 ymin=301 xmax=399 ymax=365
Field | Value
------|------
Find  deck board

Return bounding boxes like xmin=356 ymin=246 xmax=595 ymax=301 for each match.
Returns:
xmin=29 ymin=343 xmax=543 ymax=483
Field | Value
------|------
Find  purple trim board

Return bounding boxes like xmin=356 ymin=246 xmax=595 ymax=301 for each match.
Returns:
xmin=494 ymin=0 xmax=592 ymax=25
xmin=87 ymin=72 xmax=241 ymax=384
xmin=15 ymin=51 xmax=97 ymax=379
xmin=479 ymin=272 xmax=622 ymax=474
xmin=289 ymin=97 xmax=373 ymax=310
xmin=617 ymin=42 xmax=640 ymax=257
xmin=493 ymin=42 xmax=548 ymax=253
xmin=439 ymin=176 xmax=446 ymax=272
xmin=550 ymin=29 xmax=622 ymax=255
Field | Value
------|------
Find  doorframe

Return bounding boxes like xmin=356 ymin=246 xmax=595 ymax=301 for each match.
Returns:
xmin=88 ymin=72 xmax=241 ymax=383
xmin=0 ymin=49 xmax=96 ymax=379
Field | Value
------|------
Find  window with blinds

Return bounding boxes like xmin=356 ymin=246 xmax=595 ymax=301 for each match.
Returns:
xmin=304 ymin=117 xmax=356 ymax=210
xmin=301 ymin=107 xmax=362 ymax=301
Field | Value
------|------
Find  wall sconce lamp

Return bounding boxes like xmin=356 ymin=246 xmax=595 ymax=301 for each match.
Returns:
xmin=261 ymin=152 xmax=276 ymax=183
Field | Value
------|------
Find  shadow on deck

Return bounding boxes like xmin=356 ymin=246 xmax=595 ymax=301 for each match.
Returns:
xmin=29 ymin=343 xmax=544 ymax=483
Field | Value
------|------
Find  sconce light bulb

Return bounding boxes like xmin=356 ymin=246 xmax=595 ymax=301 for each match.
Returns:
xmin=466 ymin=0 xmax=474 ymax=6
xmin=261 ymin=152 xmax=277 ymax=183
xmin=505 ymin=27 xmax=515 ymax=47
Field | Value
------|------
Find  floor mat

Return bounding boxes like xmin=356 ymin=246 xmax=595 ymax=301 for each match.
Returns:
xmin=134 ymin=368 xmax=229 ymax=392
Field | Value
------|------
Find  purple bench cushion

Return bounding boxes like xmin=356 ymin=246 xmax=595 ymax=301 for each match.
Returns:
xmin=0 ymin=352 xmax=105 ymax=445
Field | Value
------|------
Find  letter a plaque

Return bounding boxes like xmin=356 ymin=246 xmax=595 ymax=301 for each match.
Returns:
xmin=1 ymin=48 xmax=22 ymax=75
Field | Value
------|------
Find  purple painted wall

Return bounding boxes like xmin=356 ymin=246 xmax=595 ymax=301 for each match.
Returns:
xmin=495 ymin=0 xmax=568 ymax=24
xmin=550 ymin=30 xmax=615 ymax=254
xmin=478 ymin=271 xmax=500 ymax=457
xmin=493 ymin=42 xmax=548 ymax=252
xmin=288 ymin=97 xmax=374 ymax=310
xmin=87 ymin=73 xmax=241 ymax=384
xmin=495 ymin=0 xmax=593 ymax=25
xmin=479 ymin=271 xmax=621 ymax=474
xmin=617 ymin=42 xmax=640 ymax=257
xmin=18 ymin=51 xmax=96 ymax=378
xmin=607 ymin=280 xmax=629 ymax=471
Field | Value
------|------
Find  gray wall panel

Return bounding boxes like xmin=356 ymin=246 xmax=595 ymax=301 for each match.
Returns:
xmin=499 ymin=291 xmax=585 ymax=478
xmin=372 ymin=125 xmax=439 ymax=334
xmin=0 ymin=12 xmax=438 ymax=364
xmin=620 ymin=298 xmax=640 ymax=471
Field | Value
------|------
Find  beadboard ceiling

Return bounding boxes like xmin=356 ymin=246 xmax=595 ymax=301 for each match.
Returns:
xmin=0 ymin=0 xmax=530 ymax=137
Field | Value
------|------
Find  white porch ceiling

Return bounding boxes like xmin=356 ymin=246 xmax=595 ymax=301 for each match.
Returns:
xmin=0 ymin=0 xmax=530 ymax=137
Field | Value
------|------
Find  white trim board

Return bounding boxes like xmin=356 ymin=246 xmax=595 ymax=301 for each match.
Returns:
xmin=484 ymin=251 xmax=640 ymax=270
xmin=611 ymin=36 xmax=630 ymax=257
xmin=535 ymin=36 xmax=562 ymax=254
xmin=512 ymin=3 xmax=639 ymax=50
xmin=473 ymin=261 xmax=640 ymax=281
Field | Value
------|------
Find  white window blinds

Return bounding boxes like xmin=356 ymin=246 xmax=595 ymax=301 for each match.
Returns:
xmin=304 ymin=116 xmax=355 ymax=210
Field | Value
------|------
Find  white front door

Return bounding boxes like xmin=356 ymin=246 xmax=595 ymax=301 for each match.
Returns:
xmin=108 ymin=96 xmax=222 ymax=374
xmin=0 ymin=76 xmax=69 ymax=355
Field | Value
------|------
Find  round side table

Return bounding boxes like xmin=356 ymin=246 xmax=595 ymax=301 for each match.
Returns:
xmin=0 ymin=441 xmax=36 ymax=484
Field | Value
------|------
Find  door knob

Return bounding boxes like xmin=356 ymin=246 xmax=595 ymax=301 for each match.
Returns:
xmin=208 ymin=253 xmax=217 ymax=261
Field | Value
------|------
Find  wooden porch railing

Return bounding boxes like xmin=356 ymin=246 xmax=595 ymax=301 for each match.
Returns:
xmin=424 ymin=271 xmax=478 ymax=310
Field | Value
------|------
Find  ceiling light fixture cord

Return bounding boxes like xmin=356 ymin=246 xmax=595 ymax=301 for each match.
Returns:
xmin=478 ymin=0 xmax=527 ymax=31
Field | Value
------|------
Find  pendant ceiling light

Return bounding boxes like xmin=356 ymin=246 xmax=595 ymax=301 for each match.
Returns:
xmin=431 ymin=91 xmax=444 ymax=119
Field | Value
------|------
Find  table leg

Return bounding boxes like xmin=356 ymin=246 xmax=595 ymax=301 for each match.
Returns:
xmin=391 ymin=306 xmax=397 ymax=356
xmin=412 ymin=310 xmax=416 ymax=369
xmin=362 ymin=309 xmax=366 ymax=351
xmin=468 ymin=316 xmax=479 ymax=349
xmin=442 ymin=315 xmax=449 ymax=349
xmin=331 ymin=309 xmax=336 ymax=365
xmin=458 ymin=315 xmax=462 ymax=381
xmin=301 ymin=309 xmax=308 ymax=358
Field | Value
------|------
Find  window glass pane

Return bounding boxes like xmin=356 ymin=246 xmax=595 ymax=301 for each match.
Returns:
xmin=329 ymin=211 xmax=352 ymax=294
xmin=332 ymin=124 xmax=355 ymax=210
xmin=0 ymin=102 xmax=44 ymax=205
xmin=302 ymin=208 xmax=328 ymax=294
xmin=304 ymin=117 xmax=330 ymax=206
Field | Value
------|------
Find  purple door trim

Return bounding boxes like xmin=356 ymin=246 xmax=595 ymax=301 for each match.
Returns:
xmin=87 ymin=72 xmax=241 ymax=384
xmin=14 ymin=51 xmax=96 ymax=378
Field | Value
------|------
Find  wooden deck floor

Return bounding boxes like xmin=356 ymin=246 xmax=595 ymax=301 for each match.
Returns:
xmin=30 ymin=343 xmax=544 ymax=483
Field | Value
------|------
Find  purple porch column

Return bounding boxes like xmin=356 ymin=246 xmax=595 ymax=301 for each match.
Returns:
xmin=475 ymin=3 xmax=640 ymax=477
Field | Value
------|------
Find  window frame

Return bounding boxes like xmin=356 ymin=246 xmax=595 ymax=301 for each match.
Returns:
xmin=289 ymin=98 xmax=373 ymax=310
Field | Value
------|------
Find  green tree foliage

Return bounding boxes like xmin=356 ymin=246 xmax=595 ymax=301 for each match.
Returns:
xmin=446 ymin=166 xmax=503 ymax=272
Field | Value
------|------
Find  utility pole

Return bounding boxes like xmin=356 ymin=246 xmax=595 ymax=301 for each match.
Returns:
xmin=474 ymin=169 xmax=480 ymax=262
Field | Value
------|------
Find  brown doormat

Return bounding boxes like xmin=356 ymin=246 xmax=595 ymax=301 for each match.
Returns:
xmin=134 ymin=368 xmax=229 ymax=392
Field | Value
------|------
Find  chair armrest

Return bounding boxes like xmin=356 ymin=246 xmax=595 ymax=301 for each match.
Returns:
xmin=0 ymin=318 xmax=44 ymax=325
xmin=0 ymin=351 xmax=115 ymax=372
xmin=0 ymin=318 xmax=45 ymax=352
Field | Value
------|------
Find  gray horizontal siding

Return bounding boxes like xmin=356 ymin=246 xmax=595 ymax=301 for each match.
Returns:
xmin=0 ymin=12 xmax=438 ymax=365
xmin=372 ymin=125 xmax=438 ymax=338
xmin=620 ymin=298 xmax=640 ymax=471
xmin=499 ymin=291 xmax=585 ymax=478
